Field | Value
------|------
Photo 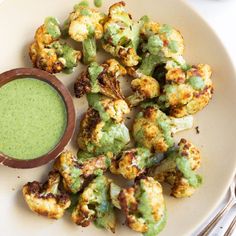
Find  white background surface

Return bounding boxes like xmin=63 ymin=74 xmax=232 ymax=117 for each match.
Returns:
xmin=188 ymin=0 xmax=236 ymax=68
xmin=188 ymin=1 xmax=236 ymax=235
xmin=0 ymin=0 xmax=235 ymax=235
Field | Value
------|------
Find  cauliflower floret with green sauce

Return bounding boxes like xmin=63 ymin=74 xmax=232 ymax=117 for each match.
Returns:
xmin=64 ymin=1 xmax=105 ymax=64
xmin=54 ymin=151 xmax=110 ymax=194
xmin=141 ymin=22 xmax=184 ymax=58
xmin=71 ymin=175 xmax=116 ymax=233
xmin=102 ymin=2 xmax=146 ymax=67
xmin=110 ymin=147 xmax=152 ymax=180
xmin=126 ymin=72 xmax=161 ymax=107
xmin=132 ymin=18 xmax=185 ymax=77
xmin=29 ymin=17 xmax=81 ymax=73
xmin=132 ymin=105 xmax=193 ymax=153
xmin=77 ymin=108 xmax=130 ymax=156
xmin=22 ymin=171 xmax=71 ymax=219
xmin=87 ymin=93 xmax=130 ymax=123
xmin=118 ymin=176 xmax=167 ymax=235
xmin=158 ymin=64 xmax=213 ymax=117
xmin=149 ymin=138 xmax=202 ymax=198
xmin=74 ymin=59 xmax=126 ymax=99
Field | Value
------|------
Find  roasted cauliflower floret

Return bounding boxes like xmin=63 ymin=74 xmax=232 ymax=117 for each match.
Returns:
xmin=102 ymin=2 xmax=145 ymax=67
xmin=149 ymin=138 xmax=202 ymax=198
xmin=158 ymin=64 xmax=213 ymax=117
xmin=87 ymin=93 xmax=130 ymax=123
xmin=110 ymin=147 xmax=151 ymax=179
xmin=68 ymin=3 xmax=104 ymax=42
xmin=71 ymin=175 xmax=116 ymax=232
xmin=34 ymin=17 xmax=61 ymax=45
xmin=77 ymin=108 xmax=130 ymax=156
xmin=54 ymin=151 xmax=110 ymax=193
xmin=141 ymin=23 xmax=184 ymax=59
xmin=133 ymin=105 xmax=193 ymax=153
xmin=74 ymin=59 xmax=126 ymax=99
xmin=29 ymin=17 xmax=81 ymax=73
xmin=136 ymin=19 xmax=185 ymax=76
xmin=127 ymin=74 xmax=160 ymax=107
xmin=118 ymin=176 xmax=166 ymax=235
xmin=22 ymin=171 xmax=71 ymax=219
xmin=64 ymin=2 xmax=105 ymax=64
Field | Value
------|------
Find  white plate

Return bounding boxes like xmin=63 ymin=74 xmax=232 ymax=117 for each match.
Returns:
xmin=0 ymin=0 xmax=236 ymax=235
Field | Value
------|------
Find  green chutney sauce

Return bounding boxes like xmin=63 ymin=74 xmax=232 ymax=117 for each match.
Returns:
xmin=0 ymin=78 xmax=67 ymax=160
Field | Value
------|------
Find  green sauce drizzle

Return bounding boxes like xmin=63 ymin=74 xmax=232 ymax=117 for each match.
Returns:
xmin=80 ymin=8 xmax=91 ymax=16
xmin=159 ymin=24 xmax=172 ymax=36
xmin=88 ymin=62 xmax=104 ymax=92
xmin=188 ymin=76 xmax=205 ymax=90
xmin=138 ymin=181 xmax=167 ymax=236
xmin=94 ymin=0 xmax=103 ymax=8
xmin=44 ymin=17 xmax=61 ymax=39
xmin=136 ymin=148 xmax=151 ymax=169
xmin=176 ymin=156 xmax=203 ymax=187
xmin=86 ymin=93 xmax=110 ymax=121
xmin=157 ymin=111 xmax=174 ymax=147
xmin=88 ymin=122 xmax=130 ymax=155
xmin=74 ymin=0 xmax=89 ymax=10
xmin=147 ymin=35 xmax=163 ymax=55
xmin=168 ymin=40 xmax=179 ymax=53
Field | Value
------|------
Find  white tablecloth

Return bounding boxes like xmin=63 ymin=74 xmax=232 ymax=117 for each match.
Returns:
xmin=188 ymin=1 xmax=236 ymax=235
xmin=188 ymin=0 xmax=236 ymax=68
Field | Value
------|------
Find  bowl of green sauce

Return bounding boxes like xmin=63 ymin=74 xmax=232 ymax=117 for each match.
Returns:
xmin=0 ymin=68 xmax=75 ymax=168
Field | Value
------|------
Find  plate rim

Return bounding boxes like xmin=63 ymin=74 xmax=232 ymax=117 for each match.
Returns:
xmin=178 ymin=0 xmax=236 ymax=234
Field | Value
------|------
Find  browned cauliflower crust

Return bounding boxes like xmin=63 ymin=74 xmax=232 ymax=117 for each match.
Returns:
xmin=77 ymin=108 xmax=130 ymax=156
xmin=133 ymin=104 xmax=194 ymax=153
xmin=22 ymin=171 xmax=71 ymax=219
xmin=149 ymin=138 xmax=202 ymax=198
xmin=77 ymin=108 xmax=104 ymax=152
xmin=102 ymin=2 xmax=144 ymax=67
xmin=118 ymin=177 xmax=166 ymax=235
xmin=133 ymin=105 xmax=174 ymax=153
xmin=74 ymin=59 xmax=126 ymax=99
xmin=127 ymin=74 xmax=160 ymax=107
xmin=29 ymin=17 xmax=81 ymax=73
xmin=159 ymin=64 xmax=213 ymax=117
xmin=110 ymin=147 xmax=151 ymax=180
xmin=71 ymin=175 xmax=116 ymax=232
xmin=54 ymin=151 xmax=110 ymax=194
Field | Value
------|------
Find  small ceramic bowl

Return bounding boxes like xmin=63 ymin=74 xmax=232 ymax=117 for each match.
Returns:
xmin=0 ymin=68 xmax=75 ymax=169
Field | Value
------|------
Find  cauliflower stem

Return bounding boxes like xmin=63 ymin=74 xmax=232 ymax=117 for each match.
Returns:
xmin=65 ymin=2 xmax=105 ymax=64
xmin=133 ymin=104 xmax=193 ymax=153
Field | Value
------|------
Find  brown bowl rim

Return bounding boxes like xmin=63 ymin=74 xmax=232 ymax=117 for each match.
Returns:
xmin=0 ymin=68 xmax=75 ymax=169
